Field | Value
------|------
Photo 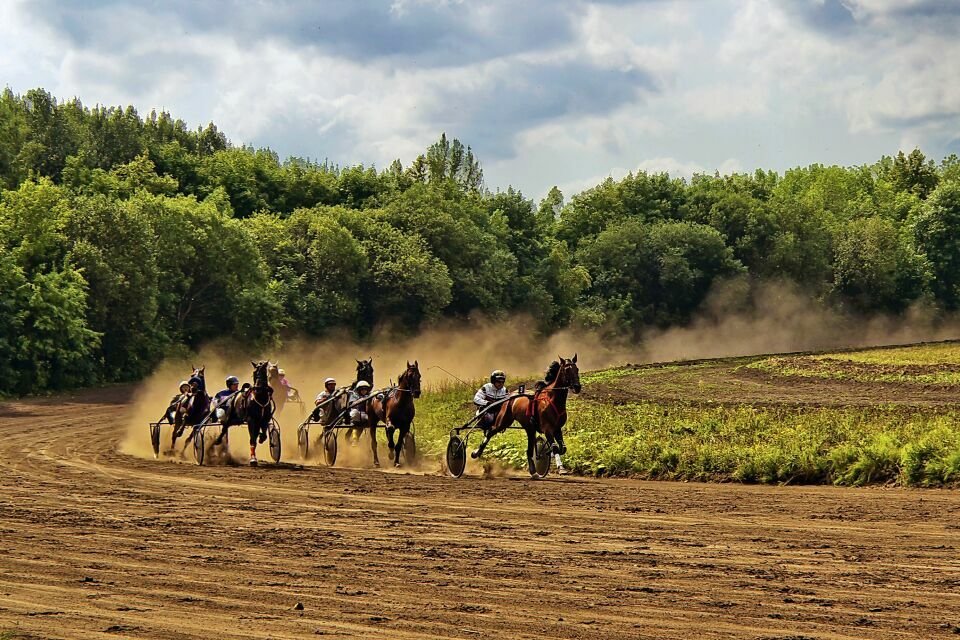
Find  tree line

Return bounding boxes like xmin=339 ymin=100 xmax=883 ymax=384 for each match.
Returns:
xmin=3 ymin=87 xmax=960 ymax=395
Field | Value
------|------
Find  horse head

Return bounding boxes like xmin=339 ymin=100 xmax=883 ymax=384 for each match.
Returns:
xmin=400 ymin=360 xmax=422 ymax=398
xmin=250 ymin=360 xmax=270 ymax=389
xmin=188 ymin=365 xmax=206 ymax=393
xmin=355 ymin=357 xmax=374 ymax=387
xmin=557 ymin=353 xmax=581 ymax=394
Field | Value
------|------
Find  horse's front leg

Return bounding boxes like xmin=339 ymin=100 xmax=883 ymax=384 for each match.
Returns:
xmin=392 ymin=426 xmax=407 ymax=467
xmin=369 ymin=421 xmax=380 ymax=467
xmin=386 ymin=424 xmax=396 ymax=452
xmin=525 ymin=428 xmax=538 ymax=476
xmin=247 ymin=420 xmax=259 ymax=466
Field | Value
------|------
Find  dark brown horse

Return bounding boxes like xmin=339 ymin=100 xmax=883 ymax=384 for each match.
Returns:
xmin=229 ymin=360 xmax=275 ymax=466
xmin=472 ymin=355 xmax=581 ymax=476
xmin=171 ymin=365 xmax=208 ymax=451
xmin=367 ymin=361 xmax=421 ymax=467
xmin=346 ymin=357 xmax=374 ymax=445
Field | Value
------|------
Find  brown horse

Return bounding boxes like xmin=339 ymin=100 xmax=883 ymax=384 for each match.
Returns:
xmin=230 ymin=360 xmax=275 ymax=466
xmin=472 ymin=355 xmax=581 ymax=476
xmin=367 ymin=361 xmax=421 ymax=467
xmin=171 ymin=365 xmax=208 ymax=451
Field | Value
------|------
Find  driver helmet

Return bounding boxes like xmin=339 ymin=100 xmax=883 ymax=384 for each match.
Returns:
xmin=490 ymin=370 xmax=506 ymax=384
xmin=225 ymin=375 xmax=240 ymax=386
xmin=355 ymin=380 xmax=371 ymax=391
xmin=178 ymin=380 xmax=190 ymax=393
xmin=324 ymin=377 xmax=336 ymax=386
xmin=278 ymin=368 xmax=285 ymax=376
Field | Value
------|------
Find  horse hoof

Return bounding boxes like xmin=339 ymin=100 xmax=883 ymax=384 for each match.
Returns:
xmin=249 ymin=458 xmax=258 ymax=467
xmin=471 ymin=450 xmax=480 ymax=459
xmin=258 ymin=433 xmax=267 ymax=444
xmin=374 ymin=461 xmax=380 ymax=468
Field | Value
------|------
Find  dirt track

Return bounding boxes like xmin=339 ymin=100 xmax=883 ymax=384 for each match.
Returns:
xmin=4 ymin=388 xmax=960 ymax=639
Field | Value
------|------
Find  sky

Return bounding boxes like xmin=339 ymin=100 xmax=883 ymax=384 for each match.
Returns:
xmin=1 ymin=0 xmax=959 ymax=201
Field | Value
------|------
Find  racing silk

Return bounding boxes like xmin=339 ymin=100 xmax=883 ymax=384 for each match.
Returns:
xmin=214 ymin=389 xmax=234 ymax=405
xmin=474 ymin=382 xmax=507 ymax=408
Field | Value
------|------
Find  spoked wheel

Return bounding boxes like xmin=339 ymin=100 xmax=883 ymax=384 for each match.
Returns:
xmin=268 ymin=419 xmax=282 ymax=464
xmin=401 ymin=431 xmax=418 ymax=465
xmin=194 ymin=425 xmax=206 ymax=466
xmin=298 ymin=424 xmax=310 ymax=459
xmin=445 ymin=435 xmax=467 ymax=478
xmin=532 ymin=435 xmax=551 ymax=478
xmin=149 ymin=423 xmax=161 ymax=458
xmin=322 ymin=429 xmax=338 ymax=466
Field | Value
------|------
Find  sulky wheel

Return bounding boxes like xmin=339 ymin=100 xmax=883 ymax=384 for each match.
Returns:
xmin=298 ymin=424 xmax=310 ymax=459
xmin=532 ymin=435 xmax=551 ymax=478
xmin=445 ymin=435 xmax=467 ymax=478
xmin=194 ymin=425 xmax=206 ymax=466
xmin=269 ymin=419 xmax=282 ymax=464
xmin=401 ymin=431 xmax=418 ymax=465
xmin=150 ymin=423 xmax=161 ymax=458
xmin=322 ymin=429 xmax=338 ymax=466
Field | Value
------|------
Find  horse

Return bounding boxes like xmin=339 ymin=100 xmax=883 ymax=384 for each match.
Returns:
xmin=367 ymin=361 xmax=421 ymax=467
xmin=225 ymin=360 xmax=275 ymax=466
xmin=170 ymin=365 xmax=209 ymax=452
xmin=346 ymin=357 xmax=374 ymax=444
xmin=471 ymin=354 xmax=582 ymax=477
xmin=267 ymin=362 xmax=285 ymax=414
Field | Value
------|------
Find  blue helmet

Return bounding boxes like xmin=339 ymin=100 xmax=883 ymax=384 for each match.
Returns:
xmin=225 ymin=375 xmax=240 ymax=386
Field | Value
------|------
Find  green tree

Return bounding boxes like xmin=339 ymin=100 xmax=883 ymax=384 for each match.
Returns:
xmin=913 ymin=182 xmax=960 ymax=309
xmin=832 ymin=216 xmax=930 ymax=312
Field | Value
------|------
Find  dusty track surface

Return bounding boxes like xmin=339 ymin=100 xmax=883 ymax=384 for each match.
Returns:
xmin=4 ymin=388 xmax=960 ymax=639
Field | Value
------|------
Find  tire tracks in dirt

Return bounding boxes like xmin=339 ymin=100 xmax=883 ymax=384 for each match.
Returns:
xmin=2 ymin=387 xmax=960 ymax=638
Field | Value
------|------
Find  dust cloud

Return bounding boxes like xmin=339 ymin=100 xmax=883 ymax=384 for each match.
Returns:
xmin=120 ymin=317 xmax=638 ymax=464
xmin=122 ymin=283 xmax=960 ymax=464
xmin=640 ymin=279 xmax=960 ymax=363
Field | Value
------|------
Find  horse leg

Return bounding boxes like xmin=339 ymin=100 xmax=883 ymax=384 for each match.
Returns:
xmin=369 ymin=422 xmax=380 ymax=467
xmin=553 ymin=430 xmax=569 ymax=474
xmin=525 ymin=428 xmax=537 ymax=476
xmin=386 ymin=424 xmax=396 ymax=452
xmin=471 ymin=428 xmax=496 ymax=459
xmin=247 ymin=420 xmax=259 ymax=465
xmin=393 ymin=425 xmax=407 ymax=467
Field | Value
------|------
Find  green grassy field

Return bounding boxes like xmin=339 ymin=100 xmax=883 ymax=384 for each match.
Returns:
xmin=417 ymin=342 xmax=960 ymax=487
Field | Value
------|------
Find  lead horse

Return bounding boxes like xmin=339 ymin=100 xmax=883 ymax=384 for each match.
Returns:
xmin=212 ymin=361 xmax=275 ymax=465
xmin=367 ymin=361 xmax=421 ymax=467
xmin=472 ymin=354 xmax=581 ymax=476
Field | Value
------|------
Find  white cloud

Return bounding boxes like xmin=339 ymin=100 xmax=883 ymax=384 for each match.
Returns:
xmin=1 ymin=0 xmax=959 ymax=198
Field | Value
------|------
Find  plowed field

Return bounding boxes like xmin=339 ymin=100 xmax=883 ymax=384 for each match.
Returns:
xmin=3 ymin=387 xmax=960 ymax=639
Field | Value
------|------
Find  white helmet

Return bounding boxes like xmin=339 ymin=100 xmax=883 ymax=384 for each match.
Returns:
xmin=178 ymin=380 xmax=190 ymax=392
xmin=324 ymin=377 xmax=336 ymax=385
xmin=278 ymin=368 xmax=285 ymax=375
xmin=355 ymin=380 xmax=371 ymax=390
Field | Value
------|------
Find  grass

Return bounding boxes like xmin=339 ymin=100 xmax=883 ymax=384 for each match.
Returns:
xmin=413 ymin=341 xmax=960 ymax=487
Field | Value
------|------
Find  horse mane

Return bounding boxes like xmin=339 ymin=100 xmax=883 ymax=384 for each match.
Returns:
xmin=544 ymin=361 xmax=560 ymax=384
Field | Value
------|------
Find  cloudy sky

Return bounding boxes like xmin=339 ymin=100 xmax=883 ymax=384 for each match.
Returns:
xmin=1 ymin=0 xmax=958 ymax=199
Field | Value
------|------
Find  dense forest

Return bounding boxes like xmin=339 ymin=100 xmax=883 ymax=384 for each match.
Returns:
xmin=3 ymin=87 xmax=960 ymax=395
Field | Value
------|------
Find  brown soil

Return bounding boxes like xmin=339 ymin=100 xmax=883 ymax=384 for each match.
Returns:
xmin=3 ymin=387 xmax=960 ymax=639
xmin=587 ymin=359 xmax=960 ymax=409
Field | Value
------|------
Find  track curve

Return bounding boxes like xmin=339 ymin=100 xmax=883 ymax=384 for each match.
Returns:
xmin=2 ymin=387 xmax=960 ymax=639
